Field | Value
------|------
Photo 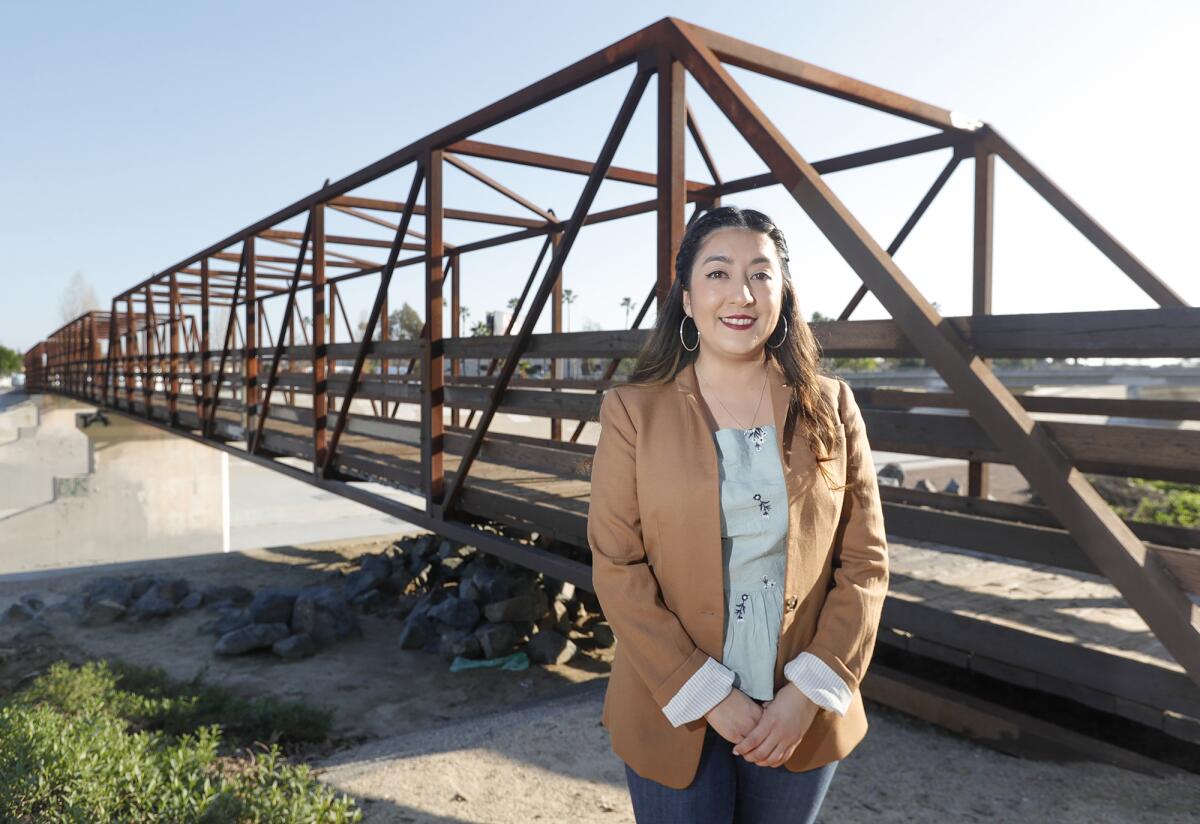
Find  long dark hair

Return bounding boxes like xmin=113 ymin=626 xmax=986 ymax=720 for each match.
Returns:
xmin=626 ymin=205 xmax=846 ymax=491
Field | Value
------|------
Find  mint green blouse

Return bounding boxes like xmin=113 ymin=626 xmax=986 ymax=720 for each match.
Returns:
xmin=714 ymin=423 xmax=790 ymax=701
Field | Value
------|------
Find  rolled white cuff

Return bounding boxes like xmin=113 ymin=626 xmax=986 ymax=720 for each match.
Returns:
xmin=662 ymin=655 xmax=735 ymax=728
xmin=784 ymin=651 xmax=853 ymax=716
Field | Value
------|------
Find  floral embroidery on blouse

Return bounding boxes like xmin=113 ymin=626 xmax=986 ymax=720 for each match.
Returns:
xmin=761 ymin=575 xmax=777 ymax=589
xmin=734 ymin=592 xmax=749 ymax=622
xmin=744 ymin=426 xmax=767 ymax=452
xmin=753 ymin=493 xmax=771 ymax=518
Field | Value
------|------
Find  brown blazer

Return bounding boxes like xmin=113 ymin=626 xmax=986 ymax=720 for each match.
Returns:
xmin=587 ymin=357 xmax=890 ymax=789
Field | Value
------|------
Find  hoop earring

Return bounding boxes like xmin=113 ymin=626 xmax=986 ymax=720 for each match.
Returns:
xmin=766 ymin=315 xmax=788 ymax=349
xmin=679 ymin=315 xmax=699 ymax=352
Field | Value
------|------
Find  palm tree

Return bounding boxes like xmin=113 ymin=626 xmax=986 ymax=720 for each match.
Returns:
xmin=562 ymin=289 xmax=579 ymax=379
xmin=620 ymin=296 xmax=638 ymax=328
xmin=562 ymin=289 xmax=577 ymax=332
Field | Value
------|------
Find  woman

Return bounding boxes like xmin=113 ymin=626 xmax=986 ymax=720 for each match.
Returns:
xmin=587 ymin=206 xmax=890 ymax=823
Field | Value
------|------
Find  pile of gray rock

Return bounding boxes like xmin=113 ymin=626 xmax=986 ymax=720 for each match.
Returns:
xmin=363 ymin=533 xmax=614 ymax=666
xmin=1 ymin=532 xmax=616 ymax=669
xmin=0 ymin=575 xmax=359 ymax=663
xmin=1 ymin=575 xmax=207 ymax=642
xmin=877 ymin=462 xmax=961 ymax=495
xmin=196 ymin=583 xmax=361 ymax=661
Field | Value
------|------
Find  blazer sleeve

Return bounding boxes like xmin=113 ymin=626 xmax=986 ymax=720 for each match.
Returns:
xmin=799 ymin=378 xmax=890 ymax=696
xmin=587 ymin=386 xmax=713 ymax=710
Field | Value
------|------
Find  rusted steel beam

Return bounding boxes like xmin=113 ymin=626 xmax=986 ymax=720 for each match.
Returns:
xmin=442 ymin=134 xmax=966 ymax=258
xmin=442 ymin=62 xmax=654 ymax=518
xmin=657 ymin=48 xmax=686 ymax=311
xmin=263 ymin=232 xmax=386 ymax=267
xmin=423 ymin=151 xmax=446 ymax=509
xmin=169 ymin=274 xmax=180 ymax=425
xmin=123 ymin=296 xmax=137 ymax=410
xmin=312 ymin=205 xmax=328 ymax=472
xmin=969 ymin=137 xmax=996 ymax=500
xmin=839 ymin=146 xmax=966 ymax=321
xmin=446 ymin=138 xmax=709 ymax=191
xmin=450 ymin=252 xmax=461 ymax=429
xmin=212 ymin=251 xmax=367 ymax=270
xmin=205 ymin=242 xmax=249 ymax=437
xmin=688 ymin=20 xmax=968 ymax=131
xmin=244 ymin=238 xmax=258 ymax=433
xmin=333 ymin=284 xmax=355 ymax=349
xmin=330 ymin=202 xmax=428 ymax=240
xmin=670 ymin=18 xmax=1200 ymax=688
xmin=550 ymin=234 xmax=563 ymax=442
xmin=251 ymin=208 xmax=315 ymax=455
xmin=261 ymin=227 xmax=398 ymax=252
xmin=380 ymin=291 xmax=390 ymax=418
xmin=685 ymin=102 xmax=722 ymax=185
xmin=175 ymin=268 xmax=291 ymax=287
xmin=327 ymin=196 xmax=545 ymax=230
xmin=982 ymin=126 xmax=1186 ymax=309
xmin=199 ymin=260 xmax=212 ymax=428
xmin=444 ymin=152 xmax=556 ymax=222
xmin=103 ymin=300 xmax=117 ymax=405
xmin=143 ymin=286 xmax=157 ymax=412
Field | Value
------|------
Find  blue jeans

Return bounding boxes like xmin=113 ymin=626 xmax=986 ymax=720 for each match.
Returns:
xmin=624 ymin=724 xmax=839 ymax=824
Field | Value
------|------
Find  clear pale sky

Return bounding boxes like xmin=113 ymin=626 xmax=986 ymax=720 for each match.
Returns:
xmin=2 ymin=1 xmax=1196 ymax=354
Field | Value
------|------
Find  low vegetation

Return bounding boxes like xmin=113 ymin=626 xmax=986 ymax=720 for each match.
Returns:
xmin=0 ymin=659 xmax=361 ymax=822
xmin=1123 ymin=479 xmax=1200 ymax=529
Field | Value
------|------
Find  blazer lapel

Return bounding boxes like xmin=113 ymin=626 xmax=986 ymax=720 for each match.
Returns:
xmin=670 ymin=361 xmax=724 ymax=656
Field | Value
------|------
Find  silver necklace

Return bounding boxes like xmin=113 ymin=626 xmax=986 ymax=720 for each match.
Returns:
xmin=697 ymin=361 xmax=770 ymax=451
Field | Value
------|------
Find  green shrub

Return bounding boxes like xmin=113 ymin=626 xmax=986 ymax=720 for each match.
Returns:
xmin=18 ymin=659 xmax=334 ymax=748
xmin=0 ymin=661 xmax=361 ymax=822
xmin=1132 ymin=489 xmax=1200 ymax=528
xmin=1129 ymin=478 xmax=1200 ymax=528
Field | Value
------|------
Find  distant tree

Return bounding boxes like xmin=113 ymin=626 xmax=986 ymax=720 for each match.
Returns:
xmin=388 ymin=302 xmax=423 ymax=340
xmin=0 ymin=344 xmax=21 ymax=375
xmin=562 ymin=289 xmax=577 ymax=332
xmin=470 ymin=320 xmax=491 ymax=337
xmin=59 ymin=272 xmax=99 ymax=323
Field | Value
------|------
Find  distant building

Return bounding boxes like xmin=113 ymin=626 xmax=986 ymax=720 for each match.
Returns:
xmin=486 ymin=310 xmax=512 ymax=336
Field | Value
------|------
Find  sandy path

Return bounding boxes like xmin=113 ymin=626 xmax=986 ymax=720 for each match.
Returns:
xmin=317 ymin=681 xmax=1200 ymax=824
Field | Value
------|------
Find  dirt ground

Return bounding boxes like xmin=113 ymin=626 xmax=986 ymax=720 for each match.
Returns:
xmin=0 ymin=536 xmax=612 ymax=742
xmin=2 ymin=535 xmax=1198 ymax=823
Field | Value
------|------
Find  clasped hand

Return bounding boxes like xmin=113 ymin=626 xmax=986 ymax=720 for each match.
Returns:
xmin=703 ymin=682 xmax=819 ymax=768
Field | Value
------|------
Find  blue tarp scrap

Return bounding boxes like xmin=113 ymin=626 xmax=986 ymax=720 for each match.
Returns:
xmin=449 ymin=651 xmax=530 ymax=672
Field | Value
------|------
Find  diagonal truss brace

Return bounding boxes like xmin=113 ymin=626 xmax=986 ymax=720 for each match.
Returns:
xmin=439 ymin=62 xmax=655 ymax=518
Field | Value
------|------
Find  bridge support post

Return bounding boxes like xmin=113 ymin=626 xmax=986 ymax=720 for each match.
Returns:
xmin=243 ymin=238 xmax=257 ymax=435
xmin=200 ymin=259 xmax=211 ymax=428
xmin=423 ymin=149 xmax=446 ymax=511
xmin=312 ymin=204 xmax=328 ymax=474
xmin=169 ymin=274 xmax=180 ymax=425
xmin=124 ymin=295 xmax=137 ymax=412
xmin=969 ymin=134 xmax=995 ymax=500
